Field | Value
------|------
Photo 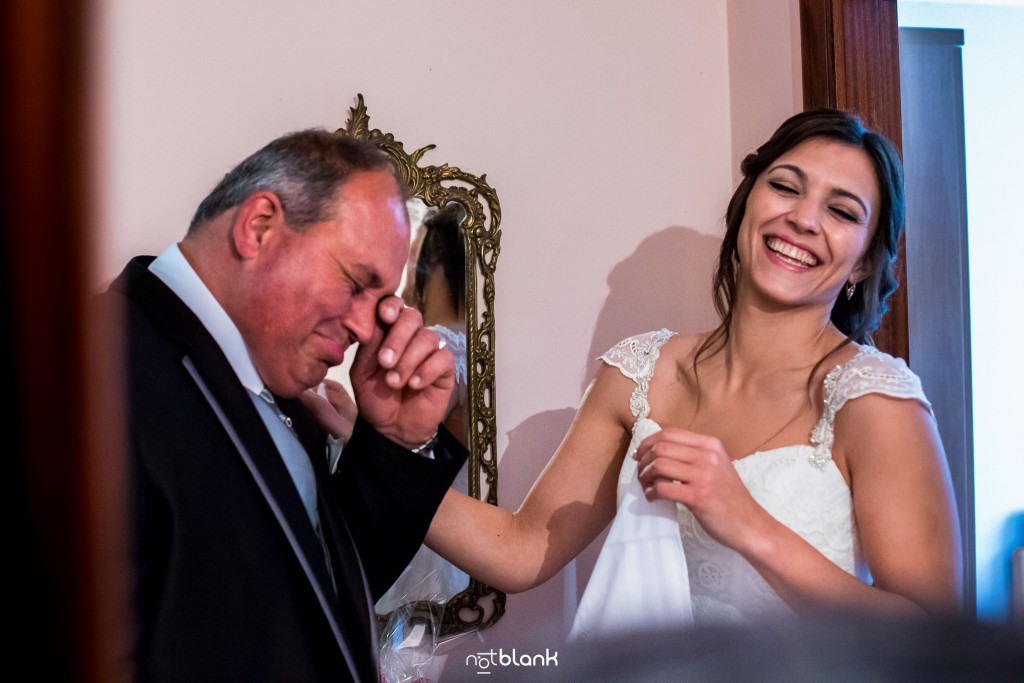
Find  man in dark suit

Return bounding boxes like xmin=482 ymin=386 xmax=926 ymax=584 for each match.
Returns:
xmin=101 ymin=129 xmax=467 ymax=681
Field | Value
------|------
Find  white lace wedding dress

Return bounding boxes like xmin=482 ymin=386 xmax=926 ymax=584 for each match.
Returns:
xmin=569 ymin=329 xmax=931 ymax=642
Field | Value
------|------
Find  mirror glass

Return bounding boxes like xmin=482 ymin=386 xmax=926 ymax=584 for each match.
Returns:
xmin=338 ymin=95 xmax=504 ymax=639
xmin=400 ymin=200 xmax=470 ymax=450
xmin=373 ymin=199 xmax=471 ymax=615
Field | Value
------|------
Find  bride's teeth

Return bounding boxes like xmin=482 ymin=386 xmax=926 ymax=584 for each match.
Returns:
xmin=767 ymin=238 xmax=818 ymax=266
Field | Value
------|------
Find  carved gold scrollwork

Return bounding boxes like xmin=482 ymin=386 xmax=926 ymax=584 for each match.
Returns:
xmin=339 ymin=94 xmax=504 ymax=636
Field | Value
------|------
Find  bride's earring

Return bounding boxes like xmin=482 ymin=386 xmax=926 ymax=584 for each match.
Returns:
xmin=845 ymin=281 xmax=856 ymax=300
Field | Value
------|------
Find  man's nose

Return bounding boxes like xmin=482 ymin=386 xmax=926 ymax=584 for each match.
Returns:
xmin=344 ymin=297 xmax=378 ymax=345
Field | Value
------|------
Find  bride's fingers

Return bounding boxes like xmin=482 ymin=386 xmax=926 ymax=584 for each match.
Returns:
xmin=637 ymin=456 xmax=692 ymax=488
xmin=633 ymin=440 xmax=698 ymax=471
xmin=636 ymin=428 xmax=723 ymax=453
xmin=634 ymin=430 xmax=726 ymax=466
xmin=642 ymin=478 xmax=689 ymax=501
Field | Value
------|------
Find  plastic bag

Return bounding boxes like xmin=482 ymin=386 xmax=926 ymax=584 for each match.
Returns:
xmin=376 ymin=547 xmax=472 ymax=683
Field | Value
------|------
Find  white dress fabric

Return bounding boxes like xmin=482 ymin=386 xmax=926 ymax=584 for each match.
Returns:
xmin=569 ymin=329 xmax=932 ymax=641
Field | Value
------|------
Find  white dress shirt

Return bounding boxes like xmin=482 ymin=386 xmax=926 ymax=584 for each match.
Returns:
xmin=148 ymin=243 xmax=322 ymax=531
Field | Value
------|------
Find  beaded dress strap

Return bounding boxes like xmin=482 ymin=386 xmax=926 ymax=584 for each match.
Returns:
xmin=599 ymin=329 xmax=677 ymax=430
xmin=809 ymin=346 xmax=931 ymax=469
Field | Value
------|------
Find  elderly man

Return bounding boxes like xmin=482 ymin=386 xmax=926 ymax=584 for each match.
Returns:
xmin=102 ymin=129 xmax=466 ymax=681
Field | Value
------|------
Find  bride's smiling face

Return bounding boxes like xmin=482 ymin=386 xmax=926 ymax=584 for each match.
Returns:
xmin=735 ymin=137 xmax=881 ymax=311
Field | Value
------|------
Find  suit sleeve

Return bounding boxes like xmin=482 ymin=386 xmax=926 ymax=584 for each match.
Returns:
xmin=331 ymin=417 xmax=468 ymax=597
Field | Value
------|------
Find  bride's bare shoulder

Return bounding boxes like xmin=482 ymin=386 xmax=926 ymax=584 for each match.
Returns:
xmin=648 ymin=331 xmax=719 ymax=393
xmin=660 ymin=330 xmax=718 ymax=367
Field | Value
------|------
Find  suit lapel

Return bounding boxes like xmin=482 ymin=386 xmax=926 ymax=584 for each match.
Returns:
xmin=114 ymin=258 xmax=370 ymax=680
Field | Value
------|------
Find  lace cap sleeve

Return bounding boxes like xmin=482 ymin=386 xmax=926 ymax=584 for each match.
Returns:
xmin=428 ymin=324 xmax=467 ymax=384
xmin=809 ymin=346 xmax=932 ymax=468
xmin=599 ymin=329 xmax=676 ymax=422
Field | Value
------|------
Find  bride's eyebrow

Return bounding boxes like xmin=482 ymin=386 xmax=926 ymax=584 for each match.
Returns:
xmin=768 ymin=163 xmax=869 ymax=214
xmin=830 ymin=187 xmax=868 ymax=214
xmin=767 ymin=163 xmax=804 ymax=179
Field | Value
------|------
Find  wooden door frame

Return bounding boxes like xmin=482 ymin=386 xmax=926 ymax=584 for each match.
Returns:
xmin=800 ymin=0 xmax=977 ymax=615
xmin=4 ymin=1 xmax=129 ymax=679
xmin=799 ymin=0 xmax=909 ymax=361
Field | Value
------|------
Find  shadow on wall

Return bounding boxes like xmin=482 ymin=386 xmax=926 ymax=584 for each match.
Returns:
xmin=580 ymin=225 xmax=723 ymax=396
xmin=432 ymin=408 xmax=581 ymax=682
xmin=477 ymin=225 xmax=723 ymax=650
xmin=494 ymin=408 xmax=580 ymax=636
xmin=573 ymin=225 xmax=722 ymax=597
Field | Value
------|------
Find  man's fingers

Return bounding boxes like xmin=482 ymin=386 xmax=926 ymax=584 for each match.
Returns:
xmin=374 ymin=299 xmax=424 ymax=369
xmin=376 ymin=295 xmax=406 ymax=325
xmin=298 ymin=388 xmax=354 ymax=440
xmin=353 ymin=296 xmax=454 ymax=393
xmin=320 ymin=380 xmax=358 ymax=420
xmin=385 ymin=328 xmax=454 ymax=390
xmin=350 ymin=295 xmax=408 ymax=367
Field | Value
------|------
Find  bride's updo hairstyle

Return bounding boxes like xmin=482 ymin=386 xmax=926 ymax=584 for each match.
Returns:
xmin=709 ymin=108 xmax=905 ymax=351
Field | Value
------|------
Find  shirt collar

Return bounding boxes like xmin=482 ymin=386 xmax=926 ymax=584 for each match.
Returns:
xmin=148 ymin=243 xmax=266 ymax=396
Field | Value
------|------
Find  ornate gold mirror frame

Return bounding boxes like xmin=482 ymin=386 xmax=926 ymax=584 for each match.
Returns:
xmin=338 ymin=94 xmax=505 ymax=636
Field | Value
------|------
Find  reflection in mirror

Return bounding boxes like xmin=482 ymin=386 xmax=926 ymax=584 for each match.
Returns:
xmin=374 ymin=201 xmax=471 ymax=617
xmin=337 ymin=95 xmax=504 ymax=640
xmin=406 ymin=201 xmax=469 ymax=449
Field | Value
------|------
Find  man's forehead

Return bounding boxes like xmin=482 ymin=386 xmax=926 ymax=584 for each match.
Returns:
xmin=336 ymin=169 xmax=404 ymax=204
xmin=334 ymin=174 xmax=408 ymax=226
xmin=339 ymin=234 xmax=406 ymax=293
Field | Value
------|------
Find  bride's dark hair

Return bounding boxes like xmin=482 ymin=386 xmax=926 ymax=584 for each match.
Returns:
xmin=696 ymin=108 xmax=905 ymax=371
xmin=414 ymin=201 xmax=466 ymax=316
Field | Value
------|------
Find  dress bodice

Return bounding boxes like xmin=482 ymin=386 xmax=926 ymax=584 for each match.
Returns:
xmin=571 ymin=329 xmax=931 ymax=636
xmin=678 ymin=441 xmax=860 ymax=623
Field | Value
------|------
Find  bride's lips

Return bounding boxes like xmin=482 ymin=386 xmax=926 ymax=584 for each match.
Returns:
xmin=764 ymin=236 xmax=820 ymax=268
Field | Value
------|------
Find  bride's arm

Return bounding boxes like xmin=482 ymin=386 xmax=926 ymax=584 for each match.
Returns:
xmin=424 ymin=364 xmax=635 ymax=593
xmin=741 ymin=394 xmax=960 ymax=616
xmin=832 ymin=394 xmax=962 ymax=614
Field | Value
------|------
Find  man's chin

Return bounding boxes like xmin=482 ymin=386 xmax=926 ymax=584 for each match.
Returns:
xmin=265 ymin=372 xmax=326 ymax=400
xmin=303 ymin=364 xmax=332 ymax=393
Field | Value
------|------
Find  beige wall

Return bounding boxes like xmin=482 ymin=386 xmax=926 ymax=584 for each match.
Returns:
xmin=89 ymin=0 xmax=800 ymax=672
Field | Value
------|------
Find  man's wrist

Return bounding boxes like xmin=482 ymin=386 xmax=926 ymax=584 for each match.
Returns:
xmin=409 ymin=429 xmax=440 ymax=457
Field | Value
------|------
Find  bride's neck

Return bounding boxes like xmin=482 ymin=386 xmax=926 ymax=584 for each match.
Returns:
xmin=719 ymin=306 xmax=845 ymax=383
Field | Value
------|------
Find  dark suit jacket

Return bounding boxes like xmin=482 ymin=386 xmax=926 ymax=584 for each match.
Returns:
xmin=104 ymin=256 xmax=467 ymax=682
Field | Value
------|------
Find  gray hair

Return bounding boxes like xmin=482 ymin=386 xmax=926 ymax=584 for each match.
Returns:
xmin=187 ymin=128 xmax=402 ymax=234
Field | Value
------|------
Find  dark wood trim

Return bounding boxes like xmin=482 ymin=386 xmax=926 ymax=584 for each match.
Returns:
xmin=799 ymin=0 xmax=909 ymax=361
xmin=800 ymin=0 xmax=976 ymax=616
xmin=3 ymin=1 xmax=129 ymax=680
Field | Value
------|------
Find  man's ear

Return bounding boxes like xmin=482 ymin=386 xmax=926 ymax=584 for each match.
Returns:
xmin=232 ymin=191 xmax=284 ymax=259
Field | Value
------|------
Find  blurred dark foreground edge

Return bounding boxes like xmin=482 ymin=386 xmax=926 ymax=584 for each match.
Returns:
xmin=451 ymin=613 xmax=1024 ymax=682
